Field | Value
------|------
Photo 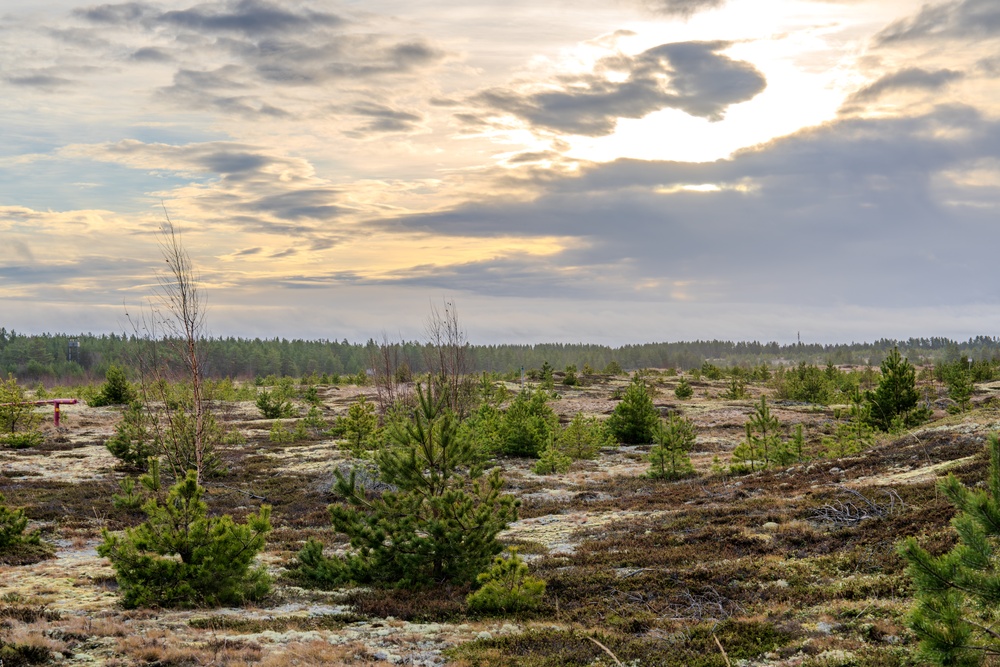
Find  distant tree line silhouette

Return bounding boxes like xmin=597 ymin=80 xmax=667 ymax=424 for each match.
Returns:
xmin=1 ymin=327 xmax=998 ymax=384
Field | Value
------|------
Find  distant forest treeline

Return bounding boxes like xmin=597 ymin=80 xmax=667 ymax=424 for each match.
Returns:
xmin=2 ymin=327 xmax=999 ymax=384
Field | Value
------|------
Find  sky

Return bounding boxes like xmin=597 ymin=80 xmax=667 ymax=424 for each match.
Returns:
xmin=2 ymin=0 xmax=999 ymax=345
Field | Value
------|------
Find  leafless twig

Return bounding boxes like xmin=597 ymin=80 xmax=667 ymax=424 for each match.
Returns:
xmin=811 ymin=485 xmax=903 ymax=526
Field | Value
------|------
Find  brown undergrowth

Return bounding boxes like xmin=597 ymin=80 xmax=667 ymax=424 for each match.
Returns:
xmin=0 ymin=376 xmax=994 ymax=664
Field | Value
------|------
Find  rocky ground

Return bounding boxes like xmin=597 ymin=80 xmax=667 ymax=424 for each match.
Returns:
xmin=1 ymin=372 xmax=998 ymax=666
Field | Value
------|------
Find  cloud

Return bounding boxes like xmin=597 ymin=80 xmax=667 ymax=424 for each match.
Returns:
xmin=386 ymin=106 xmax=1000 ymax=306
xmin=67 ymin=1 xmax=448 ymax=120
xmin=5 ymin=74 xmax=75 ymax=90
xmin=76 ymin=0 xmax=341 ymax=35
xmin=842 ymin=67 xmax=964 ymax=109
xmin=466 ymin=41 xmax=765 ymax=136
xmin=876 ymin=0 xmax=1000 ymax=44
xmin=157 ymin=0 xmax=342 ymax=37
xmin=130 ymin=46 xmax=173 ymax=62
xmin=637 ymin=0 xmax=726 ymax=17
xmin=63 ymin=139 xmax=353 ymax=238
xmin=343 ymin=102 xmax=424 ymax=136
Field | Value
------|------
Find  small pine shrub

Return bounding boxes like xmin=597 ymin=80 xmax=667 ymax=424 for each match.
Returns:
xmin=297 ymin=385 xmax=517 ymax=589
xmin=648 ymin=415 xmax=695 ymax=480
xmin=98 ymin=471 xmax=272 ymax=608
xmin=269 ymin=421 xmax=295 ymax=444
xmin=106 ymin=402 xmax=157 ymax=469
xmin=0 ymin=494 xmax=40 ymax=550
xmin=467 ymin=550 xmax=545 ymax=614
xmin=88 ymin=364 xmax=137 ymax=407
xmin=498 ymin=389 xmax=557 ymax=458
xmin=899 ymin=433 xmax=1000 ymax=665
xmin=722 ymin=377 xmax=748 ymax=400
xmin=256 ymin=389 xmax=295 ymax=419
xmin=607 ymin=374 xmax=660 ymax=444
xmin=112 ymin=477 xmax=145 ymax=511
xmin=674 ymin=378 xmax=694 ymax=399
xmin=554 ymin=413 xmax=610 ymax=460
xmin=533 ymin=439 xmax=572 ymax=475
xmin=0 ymin=432 xmax=42 ymax=449
xmin=0 ymin=375 xmax=41 ymax=445
xmin=338 ymin=396 xmax=379 ymax=456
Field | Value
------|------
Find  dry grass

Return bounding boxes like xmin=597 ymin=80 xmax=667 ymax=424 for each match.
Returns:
xmin=1 ymin=376 xmax=994 ymax=664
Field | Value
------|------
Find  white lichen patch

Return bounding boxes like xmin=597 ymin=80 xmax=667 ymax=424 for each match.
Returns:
xmin=0 ymin=444 xmax=117 ymax=482
xmin=0 ymin=545 xmax=117 ymax=612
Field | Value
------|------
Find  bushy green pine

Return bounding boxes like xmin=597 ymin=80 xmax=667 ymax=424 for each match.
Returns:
xmin=498 ymin=389 xmax=557 ymax=457
xmin=467 ymin=550 xmax=546 ymax=614
xmin=674 ymin=378 xmax=694 ymax=400
xmin=866 ymin=346 xmax=926 ymax=431
xmin=899 ymin=433 xmax=1000 ymax=666
xmin=106 ymin=402 xmax=157 ymax=469
xmin=88 ymin=364 xmax=136 ymax=407
xmin=731 ymin=396 xmax=790 ymax=472
xmin=533 ymin=438 xmax=572 ymax=475
xmin=947 ymin=370 xmax=974 ymax=413
xmin=555 ymin=413 xmax=610 ymax=460
xmin=0 ymin=375 xmax=41 ymax=448
xmin=607 ymin=374 xmax=660 ymax=444
xmin=255 ymin=388 xmax=295 ymax=419
xmin=648 ymin=415 xmax=695 ymax=480
xmin=338 ymin=396 xmax=380 ymax=456
xmin=98 ymin=471 xmax=272 ymax=608
xmin=297 ymin=385 xmax=518 ymax=589
xmin=0 ymin=494 xmax=40 ymax=550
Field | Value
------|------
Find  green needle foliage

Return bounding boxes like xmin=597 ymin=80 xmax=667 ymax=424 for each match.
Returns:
xmin=607 ymin=374 xmax=660 ymax=444
xmin=497 ymin=389 xmax=557 ymax=458
xmin=298 ymin=385 xmax=518 ymax=589
xmin=555 ymin=413 xmax=610 ymax=460
xmin=0 ymin=494 xmax=40 ymax=550
xmin=648 ymin=415 xmax=695 ymax=480
xmin=98 ymin=471 xmax=272 ymax=608
xmin=105 ymin=401 xmax=157 ymax=469
xmin=674 ymin=378 xmax=694 ymax=400
xmin=88 ymin=364 xmax=136 ymax=407
xmin=338 ymin=396 xmax=380 ymax=456
xmin=0 ymin=374 xmax=41 ymax=448
xmin=466 ymin=550 xmax=546 ymax=614
xmin=255 ymin=388 xmax=295 ymax=419
xmin=732 ymin=396 xmax=790 ymax=472
xmin=533 ymin=437 xmax=572 ymax=475
xmin=947 ymin=371 xmax=975 ymax=413
xmin=866 ymin=346 xmax=927 ymax=431
xmin=899 ymin=433 xmax=1000 ymax=666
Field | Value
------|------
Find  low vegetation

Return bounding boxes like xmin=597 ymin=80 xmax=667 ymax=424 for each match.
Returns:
xmin=5 ymin=338 xmax=1000 ymax=664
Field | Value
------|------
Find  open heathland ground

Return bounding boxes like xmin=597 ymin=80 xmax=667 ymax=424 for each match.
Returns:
xmin=1 ymin=369 xmax=998 ymax=666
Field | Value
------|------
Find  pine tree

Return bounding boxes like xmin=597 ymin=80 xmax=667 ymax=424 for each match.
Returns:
xmin=340 ymin=395 xmax=380 ymax=456
xmin=674 ymin=378 xmax=694 ymax=400
xmin=866 ymin=346 xmax=922 ymax=431
xmin=498 ymin=389 xmax=557 ymax=457
xmin=555 ymin=413 xmax=609 ymax=460
xmin=899 ymin=433 xmax=1000 ymax=666
xmin=607 ymin=374 xmax=660 ymax=444
xmin=298 ymin=385 xmax=518 ymax=588
xmin=98 ymin=471 xmax=272 ymax=608
xmin=648 ymin=415 xmax=695 ymax=480
xmin=533 ymin=438 xmax=572 ymax=475
xmin=89 ymin=364 xmax=137 ymax=407
xmin=466 ymin=550 xmax=546 ymax=613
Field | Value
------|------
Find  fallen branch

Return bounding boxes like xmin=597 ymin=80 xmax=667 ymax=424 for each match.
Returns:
xmin=811 ymin=485 xmax=902 ymax=526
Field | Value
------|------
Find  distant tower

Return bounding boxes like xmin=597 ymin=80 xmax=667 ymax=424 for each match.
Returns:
xmin=797 ymin=331 xmax=801 ymax=346
xmin=67 ymin=339 xmax=80 ymax=363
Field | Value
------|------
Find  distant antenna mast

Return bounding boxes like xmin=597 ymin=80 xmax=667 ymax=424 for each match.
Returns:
xmin=797 ymin=331 xmax=801 ymax=346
